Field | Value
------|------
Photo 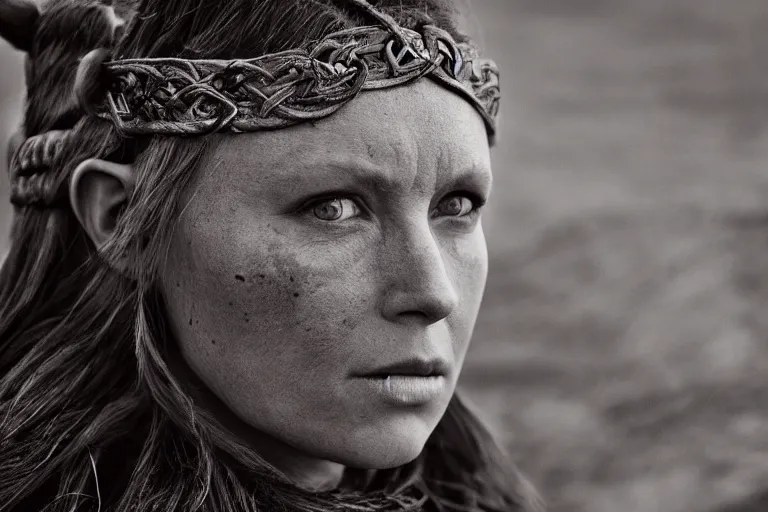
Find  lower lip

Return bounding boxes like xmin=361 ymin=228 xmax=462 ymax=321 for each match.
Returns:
xmin=360 ymin=375 xmax=446 ymax=406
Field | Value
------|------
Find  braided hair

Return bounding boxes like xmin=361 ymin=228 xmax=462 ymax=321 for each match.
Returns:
xmin=0 ymin=1 xmax=544 ymax=511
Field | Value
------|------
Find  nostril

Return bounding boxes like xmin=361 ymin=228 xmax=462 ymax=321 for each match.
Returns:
xmin=397 ymin=310 xmax=431 ymax=321
xmin=387 ymin=282 xmax=457 ymax=325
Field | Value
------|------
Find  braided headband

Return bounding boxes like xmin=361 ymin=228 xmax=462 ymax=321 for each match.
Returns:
xmin=9 ymin=130 xmax=74 ymax=207
xmin=9 ymin=0 xmax=499 ymax=207
xmin=97 ymin=25 xmax=499 ymax=137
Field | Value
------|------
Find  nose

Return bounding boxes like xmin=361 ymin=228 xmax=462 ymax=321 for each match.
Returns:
xmin=378 ymin=223 xmax=459 ymax=325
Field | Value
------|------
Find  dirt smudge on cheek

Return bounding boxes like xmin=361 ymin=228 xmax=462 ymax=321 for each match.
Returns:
xmin=231 ymin=238 xmax=369 ymax=362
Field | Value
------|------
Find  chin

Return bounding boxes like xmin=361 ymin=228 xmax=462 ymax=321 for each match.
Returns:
xmin=334 ymin=415 xmax=436 ymax=469
xmin=346 ymin=439 xmax=427 ymax=470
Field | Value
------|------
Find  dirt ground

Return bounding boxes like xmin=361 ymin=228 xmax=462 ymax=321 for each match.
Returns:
xmin=2 ymin=1 xmax=768 ymax=511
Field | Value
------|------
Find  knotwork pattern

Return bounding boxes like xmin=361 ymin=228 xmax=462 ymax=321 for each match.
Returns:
xmin=8 ymin=130 xmax=73 ymax=207
xmin=97 ymin=24 xmax=500 ymax=136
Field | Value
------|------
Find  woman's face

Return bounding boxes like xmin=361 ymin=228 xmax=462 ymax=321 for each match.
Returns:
xmin=161 ymin=79 xmax=492 ymax=476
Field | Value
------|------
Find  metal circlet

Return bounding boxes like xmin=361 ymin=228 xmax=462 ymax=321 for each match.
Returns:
xmin=96 ymin=24 xmax=500 ymax=138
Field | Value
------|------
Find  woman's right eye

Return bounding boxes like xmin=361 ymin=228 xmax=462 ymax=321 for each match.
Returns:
xmin=310 ymin=198 xmax=361 ymax=222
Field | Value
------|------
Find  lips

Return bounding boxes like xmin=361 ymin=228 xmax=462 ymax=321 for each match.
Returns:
xmin=358 ymin=358 xmax=449 ymax=378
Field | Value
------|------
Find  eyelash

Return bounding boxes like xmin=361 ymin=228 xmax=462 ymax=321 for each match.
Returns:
xmin=431 ymin=192 xmax=487 ymax=220
xmin=299 ymin=194 xmax=366 ymax=222
xmin=299 ymin=191 xmax=487 ymax=222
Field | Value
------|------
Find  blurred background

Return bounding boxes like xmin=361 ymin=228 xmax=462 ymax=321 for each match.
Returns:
xmin=2 ymin=0 xmax=768 ymax=511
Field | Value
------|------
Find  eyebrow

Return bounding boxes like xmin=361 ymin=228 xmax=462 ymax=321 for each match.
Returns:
xmin=326 ymin=159 xmax=398 ymax=193
xmin=289 ymin=157 xmax=493 ymax=194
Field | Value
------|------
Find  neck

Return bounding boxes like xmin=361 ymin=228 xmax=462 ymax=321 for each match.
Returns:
xmin=244 ymin=434 xmax=345 ymax=491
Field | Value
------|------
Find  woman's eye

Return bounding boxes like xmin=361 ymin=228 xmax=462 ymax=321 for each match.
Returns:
xmin=435 ymin=195 xmax=476 ymax=217
xmin=312 ymin=198 xmax=360 ymax=222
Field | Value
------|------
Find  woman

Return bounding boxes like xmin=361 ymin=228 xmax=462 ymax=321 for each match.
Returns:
xmin=0 ymin=0 xmax=543 ymax=510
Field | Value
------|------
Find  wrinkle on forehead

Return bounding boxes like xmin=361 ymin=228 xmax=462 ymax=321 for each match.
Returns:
xmin=208 ymin=80 xmax=490 ymax=197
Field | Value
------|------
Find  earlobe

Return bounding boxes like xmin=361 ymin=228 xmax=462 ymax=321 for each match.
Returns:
xmin=69 ymin=159 xmax=135 ymax=251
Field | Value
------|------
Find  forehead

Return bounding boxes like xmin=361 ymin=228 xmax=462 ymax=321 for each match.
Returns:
xmin=212 ymin=79 xmax=491 ymax=176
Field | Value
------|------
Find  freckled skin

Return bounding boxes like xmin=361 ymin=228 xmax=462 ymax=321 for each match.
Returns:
xmin=160 ymin=80 xmax=492 ymax=487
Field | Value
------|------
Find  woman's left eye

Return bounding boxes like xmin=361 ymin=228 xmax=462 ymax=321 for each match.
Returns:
xmin=311 ymin=198 xmax=360 ymax=222
xmin=434 ymin=195 xmax=479 ymax=218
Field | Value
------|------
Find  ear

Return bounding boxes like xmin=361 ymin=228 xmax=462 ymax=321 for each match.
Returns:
xmin=69 ymin=158 xmax=135 ymax=251
xmin=0 ymin=0 xmax=40 ymax=53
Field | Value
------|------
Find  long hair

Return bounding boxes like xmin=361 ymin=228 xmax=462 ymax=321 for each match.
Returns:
xmin=0 ymin=1 xmax=544 ymax=511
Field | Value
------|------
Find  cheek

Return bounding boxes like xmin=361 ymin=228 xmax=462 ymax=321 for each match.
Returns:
xmin=446 ymin=227 xmax=489 ymax=360
xmin=450 ymin=224 xmax=488 ymax=301
xmin=161 ymin=208 xmax=372 ymax=396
